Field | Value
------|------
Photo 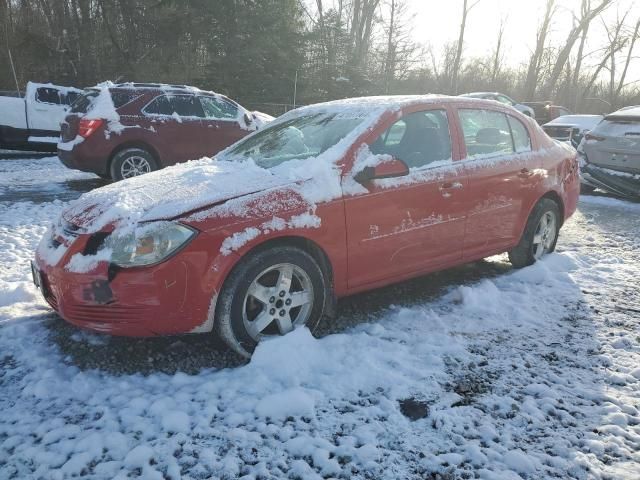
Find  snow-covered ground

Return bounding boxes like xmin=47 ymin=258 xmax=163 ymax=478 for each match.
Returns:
xmin=1 ymin=157 xmax=639 ymax=479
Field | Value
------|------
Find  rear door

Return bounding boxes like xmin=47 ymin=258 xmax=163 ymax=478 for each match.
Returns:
xmin=584 ymin=117 xmax=640 ymax=172
xmin=197 ymin=95 xmax=247 ymax=156
xmin=26 ymin=86 xmax=69 ymax=133
xmin=456 ymin=107 xmax=540 ymax=259
xmin=142 ymin=93 xmax=205 ymax=164
xmin=343 ymin=106 xmax=468 ymax=289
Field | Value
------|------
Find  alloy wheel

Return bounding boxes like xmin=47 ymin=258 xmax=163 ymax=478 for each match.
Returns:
xmin=120 ymin=156 xmax=152 ymax=178
xmin=532 ymin=211 xmax=557 ymax=260
xmin=242 ymin=263 xmax=314 ymax=340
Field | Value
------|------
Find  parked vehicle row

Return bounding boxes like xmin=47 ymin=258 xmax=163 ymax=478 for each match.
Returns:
xmin=0 ymin=82 xmax=82 ymax=152
xmin=578 ymin=106 xmax=640 ymax=198
xmin=58 ymin=83 xmax=271 ymax=180
xmin=32 ymin=95 xmax=580 ymax=356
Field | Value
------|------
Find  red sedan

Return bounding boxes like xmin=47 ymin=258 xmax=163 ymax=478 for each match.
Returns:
xmin=33 ymin=96 xmax=580 ymax=357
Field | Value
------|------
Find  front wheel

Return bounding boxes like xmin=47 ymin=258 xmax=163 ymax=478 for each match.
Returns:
xmin=110 ymin=148 xmax=157 ymax=181
xmin=216 ymin=246 xmax=329 ymax=358
xmin=509 ymin=198 xmax=560 ymax=268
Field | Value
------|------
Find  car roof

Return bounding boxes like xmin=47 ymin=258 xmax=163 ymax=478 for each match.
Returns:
xmin=460 ymin=92 xmax=501 ymax=97
xmin=544 ymin=115 xmax=603 ymax=128
xmin=606 ymin=105 xmax=640 ymax=120
xmin=109 ymin=82 xmax=224 ymax=97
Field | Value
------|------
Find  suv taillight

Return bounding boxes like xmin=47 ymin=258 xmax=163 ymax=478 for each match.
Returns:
xmin=584 ymin=132 xmax=605 ymax=142
xmin=78 ymin=119 xmax=104 ymax=138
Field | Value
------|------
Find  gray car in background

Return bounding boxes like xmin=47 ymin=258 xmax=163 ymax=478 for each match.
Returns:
xmin=579 ymin=106 xmax=640 ymax=198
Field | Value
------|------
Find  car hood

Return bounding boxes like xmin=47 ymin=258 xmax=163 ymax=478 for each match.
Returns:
xmin=62 ymin=158 xmax=301 ymax=233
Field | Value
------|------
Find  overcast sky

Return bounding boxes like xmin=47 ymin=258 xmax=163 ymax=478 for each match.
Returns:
xmin=314 ymin=0 xmax=640 ymax=79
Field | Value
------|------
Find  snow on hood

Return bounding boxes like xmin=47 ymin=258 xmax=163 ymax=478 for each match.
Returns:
xmin=62 ymin=159 xmax=295 ymax=232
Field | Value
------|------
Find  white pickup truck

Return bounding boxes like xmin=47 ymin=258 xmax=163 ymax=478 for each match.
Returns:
xmin=0 ymin=82 xmax=83 ymax=152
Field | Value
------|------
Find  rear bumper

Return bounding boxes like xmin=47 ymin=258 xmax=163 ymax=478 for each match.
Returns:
xmin=58 ymin=145 xmax=109 ymax=175
xmin=582 ymin=163 xmax=640 ymax=198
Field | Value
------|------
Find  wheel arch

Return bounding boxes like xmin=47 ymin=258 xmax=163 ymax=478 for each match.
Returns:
xmin=539 ymin=190 xmax=565 ymax=226
xmin=108 ymin=140 xmax=162 ymax=173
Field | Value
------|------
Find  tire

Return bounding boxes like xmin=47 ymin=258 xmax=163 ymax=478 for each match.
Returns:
xmin=216 ymin=246 xmax=329 ymax=358
xmin=110 ymin=148 xmax=157 ymax=181
xmin=508 ymin=198 xmax=561 ymax=269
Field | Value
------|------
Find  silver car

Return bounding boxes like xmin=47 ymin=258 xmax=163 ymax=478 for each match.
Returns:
xmin=459 ymin=92 xmax=535 ymax=118
xmin=580 ymin=106 xmax=640 ymax=198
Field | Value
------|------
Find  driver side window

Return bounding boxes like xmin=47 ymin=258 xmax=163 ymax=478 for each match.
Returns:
xmin=370 ymin=110 xmax=452 ymax=170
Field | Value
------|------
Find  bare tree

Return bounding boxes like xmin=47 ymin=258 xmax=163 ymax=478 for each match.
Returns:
xmin=544 ymin=0 xmax=613 ymax=96
xmin=451 ymin=0 xmax=481 ymax=94
xmin=491 ymin=16 xmax=507 ymax=83
xmin=524 ymin=0 xmax=556 ymax=100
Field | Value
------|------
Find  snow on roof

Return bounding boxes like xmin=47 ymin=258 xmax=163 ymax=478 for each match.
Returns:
xmin=607 ymin=105 xmax=640 ymax=119
xmin=544 ymin=115 xmax=603 ymax=130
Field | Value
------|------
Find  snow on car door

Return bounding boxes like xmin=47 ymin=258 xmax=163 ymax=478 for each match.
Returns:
xmin=344 ymin=107 xmax=467 ymax=289
xmin=457 ymin=108 xmax=539 ymax=259
xmin=142 ymin=93 xmax=205 ymax=164
xmin=25 ymin=85 xmax=69 ymax=133
xmin=198 ymin=95 xmax=247 ymax=156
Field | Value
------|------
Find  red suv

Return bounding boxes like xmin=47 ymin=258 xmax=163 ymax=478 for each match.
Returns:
xmin=35 ymin=96 xmax=579 ymax=357
xmin=58 ymin=83 xmax=261 ymax=180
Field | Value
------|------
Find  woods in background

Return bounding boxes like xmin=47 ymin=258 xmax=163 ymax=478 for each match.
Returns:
xmin=1 ymin=0 xmax=638 ymax=115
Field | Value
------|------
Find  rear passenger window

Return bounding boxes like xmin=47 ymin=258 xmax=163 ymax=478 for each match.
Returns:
xmin=370 ymin=110 xmax=452 ymax=169
xmin=199 ymin=96 xmax=239 ymax=120
xmin=36 ymin=87 xmax=61 ymax=105
xmin=111 ymin=92 xmax=141 ymax=109
xmin=508 ymin=116 xmax=531 ymax=152
xmin=459 ymin=109 xmax=514 ymax=157
xmin=144 ymin=94 xmax=204 ymax=118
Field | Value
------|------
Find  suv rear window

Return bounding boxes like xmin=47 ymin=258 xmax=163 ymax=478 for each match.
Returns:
xmin=70 ymin=90 xmax=99 ymax=114
xmin=144 ymin=94 xmax=204 ymax=117
xmin=111 ymin=91 xmax=141 ymax=109
xmin=593 ymin=119 xmax=640 ymax=137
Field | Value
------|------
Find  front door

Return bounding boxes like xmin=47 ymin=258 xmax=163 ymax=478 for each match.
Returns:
xmin=142 ymin=93 xmax=205 ymax=164
xmin=344 ymin=107 xmax=468 ymax=289
xmin=198 ymin=95 xmax=247 ymax=156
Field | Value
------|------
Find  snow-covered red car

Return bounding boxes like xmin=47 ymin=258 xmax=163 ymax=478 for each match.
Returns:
xmin=33 ymin=95 xmax=580 ymax=357
xmin=58 ymin=83 xmax=269 ymax=181
xmin=0 ymin=81 xmax=82 ymax=152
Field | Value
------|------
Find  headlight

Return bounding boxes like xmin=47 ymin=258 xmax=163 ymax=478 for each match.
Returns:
xmin=104 ymin=222 xmax=196 ymax=267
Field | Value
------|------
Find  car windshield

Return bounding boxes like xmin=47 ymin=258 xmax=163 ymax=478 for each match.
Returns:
xmin=224 ymin=111 xmax=369 ymax=169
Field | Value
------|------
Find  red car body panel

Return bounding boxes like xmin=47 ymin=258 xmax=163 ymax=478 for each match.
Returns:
xmin=37 ymin=97 xmax=579 ymax=336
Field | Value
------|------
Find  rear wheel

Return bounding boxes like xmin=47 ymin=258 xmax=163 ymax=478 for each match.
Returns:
xmin=216 ymin=246 xmax=329 ymax=358
xmin=110 ymin=148 xmax=157 ymax=181
xmin=509 ymin=198 xmax=560 ymax=268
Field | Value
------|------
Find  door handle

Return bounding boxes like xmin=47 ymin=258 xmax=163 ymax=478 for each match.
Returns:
xmin=439 ymin=181 xmax=463 ymax=198
xmin=518 ymin=168 xmax=533 ymax=178
xmin=439 ymin=181 xmax=463 ymax=190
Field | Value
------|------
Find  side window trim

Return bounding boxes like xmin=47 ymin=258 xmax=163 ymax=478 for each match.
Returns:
xmin=35 ymin=87 xmax=62 ymax=105
xmin=457 ymin=108 xmax=516 ymax=161
xmin=369 ymin=107 xmax=454 ymax=172
xmin=141 ymin=93 xmax=203 ymax=119
xmin=198 ymin=95 xmax=240 ymax=122
xmin=506 ymin=114 xmax=532 ymax=153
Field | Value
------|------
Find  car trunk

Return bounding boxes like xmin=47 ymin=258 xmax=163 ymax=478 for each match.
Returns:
xmin=584 ymin=117 xmax=640 ymax=173
xmin=543 ymin=125 xmax=576 ymax=142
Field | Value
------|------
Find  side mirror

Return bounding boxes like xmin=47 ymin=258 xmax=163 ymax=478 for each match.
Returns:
xmin=244 ymin=113 xmax=254 ymax=125
xmin=354 ymin=157 xmax=409 ymax=184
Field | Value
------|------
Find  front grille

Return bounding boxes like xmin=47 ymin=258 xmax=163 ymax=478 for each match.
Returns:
xmin=64 ymin=303 xmax=149 ymax=325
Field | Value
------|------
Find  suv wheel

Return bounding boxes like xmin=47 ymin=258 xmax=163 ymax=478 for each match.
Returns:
xmin=216 ymin=246 xmax=329 ymax=358
xmin=110 ymin=148 xmax=157 ymax=181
